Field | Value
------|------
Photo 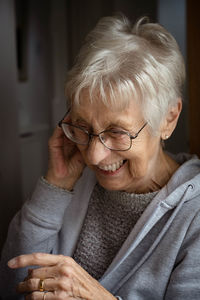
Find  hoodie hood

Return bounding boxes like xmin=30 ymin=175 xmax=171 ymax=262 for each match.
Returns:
xmin=100 ymin=153 xmax=200 ymax=282
xmin=165 ymin=152 xmax=200 ymax=201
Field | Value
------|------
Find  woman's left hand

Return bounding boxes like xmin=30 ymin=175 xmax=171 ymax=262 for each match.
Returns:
xmin=8 ymin=253 xmax=117 ymax=300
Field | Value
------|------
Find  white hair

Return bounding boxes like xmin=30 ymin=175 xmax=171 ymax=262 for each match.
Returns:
xmin=65 ymin=14 xmax=185 ymax=133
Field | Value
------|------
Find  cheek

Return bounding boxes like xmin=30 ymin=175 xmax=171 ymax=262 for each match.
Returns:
xmin=127 ymin=138 xmax=160 ymax=178
xmin=127 ymin=154 xmax=148 ymax=178
xmin=126 ymin=140 xmax=155 ymax=178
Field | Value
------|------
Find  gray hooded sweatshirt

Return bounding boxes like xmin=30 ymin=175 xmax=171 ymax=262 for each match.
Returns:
xmin=0 ymin=153 xmax=200 ymax=299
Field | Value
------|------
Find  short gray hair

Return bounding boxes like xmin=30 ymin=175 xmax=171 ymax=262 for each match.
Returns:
xmin=65 ymin=14 xmax=185 ymax=133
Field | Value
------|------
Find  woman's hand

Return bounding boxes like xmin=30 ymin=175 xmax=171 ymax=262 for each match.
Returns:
xmin=8 ymin=253 xmax=117 ymax=300
xmin=45 ymin=125 xmax=85 ymax=191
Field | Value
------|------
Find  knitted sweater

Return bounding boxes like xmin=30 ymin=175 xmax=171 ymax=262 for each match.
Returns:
xmin=73 ymin=183 xmax=158 ymax=279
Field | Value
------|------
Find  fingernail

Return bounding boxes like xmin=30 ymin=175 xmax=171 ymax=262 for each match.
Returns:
xmin=8 ymin=258 xmax=17 ymax=268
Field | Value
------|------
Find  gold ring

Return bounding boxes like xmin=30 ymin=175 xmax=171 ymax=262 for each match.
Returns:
xmin=39 ymin=279 xmax=45 ymax=292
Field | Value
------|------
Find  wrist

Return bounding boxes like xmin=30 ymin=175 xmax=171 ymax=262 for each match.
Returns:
xmin=45 ymin=172 xmax=76 ymax=191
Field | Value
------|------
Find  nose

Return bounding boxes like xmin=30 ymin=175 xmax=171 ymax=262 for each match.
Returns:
xmin=86 ymin=136 xmax=111 ymax=165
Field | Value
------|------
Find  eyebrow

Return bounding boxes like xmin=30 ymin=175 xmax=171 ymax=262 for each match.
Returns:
xmin=73 ymin=117 xmax=88 ymax=123
xmin=107 ymin=121 xmax=132 ymax=129
xmin=73 ymin=116 xmax=134 ymax=131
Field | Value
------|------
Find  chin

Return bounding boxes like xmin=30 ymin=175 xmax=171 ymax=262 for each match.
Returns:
xmin=95 ymin=169 xmax=145 ymax=193
xmin=95 ymin=175 xmax=127 ymax=191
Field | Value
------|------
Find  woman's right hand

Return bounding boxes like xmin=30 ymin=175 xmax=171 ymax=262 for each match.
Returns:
xmin=45 ymin=126 xmax=85 ymax=191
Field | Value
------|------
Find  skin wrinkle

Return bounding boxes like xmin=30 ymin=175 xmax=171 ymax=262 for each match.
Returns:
xmin=72 ymin=116 xmax=140 ymax=134
xmin=71 ymin=95 xmax=179 ymax=194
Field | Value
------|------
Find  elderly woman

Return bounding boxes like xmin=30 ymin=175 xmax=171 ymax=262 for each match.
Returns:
xmin=1 ymin=14 xmax=200 ymax=300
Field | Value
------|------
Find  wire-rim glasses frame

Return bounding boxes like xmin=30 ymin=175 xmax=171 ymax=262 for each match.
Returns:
xmin=58 ymin=109 xmax=148 ymax=151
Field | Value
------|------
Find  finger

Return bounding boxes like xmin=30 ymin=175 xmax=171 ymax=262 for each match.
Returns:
xmin=25 ymin=291 xmax=54 ymax=300
xmin=49 ymin=126 xmax=76 ymax=155
xmin=17 ymin=278 xmax=61 ymax=294
xmin=28 ymin=264 xmax=74 ymax=281
xmin=40 ymin=278 xmax=88 ymax=299
xmin=27 ymin=266 xmax=86 ymax=296
xmin=62 ymin=111 xmax=71 ymax=123
xmin=27 ymin=266 xmax=56 ymax=279
xmin=25 ymin=292 xmax=80 ymax=300
xmin=48 ymin=126 xmax=65 ymax=147
xmin=52 ymin=125 xmax=64 ymax=137
xmin=18 ymin=277 xmax=73 ymax=293
xmin=19 ymin=277 xmax=86 ymax=299
xmin=26 ymin=255 xmax=95 ymax=283
xmin=18 ymin=278 xmax=41 ymax=293
xmin=8 ymin=253 xmax=70 ymax=269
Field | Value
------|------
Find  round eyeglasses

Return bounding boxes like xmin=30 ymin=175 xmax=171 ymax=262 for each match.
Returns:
xmin=59 ymin=115 xmax=147 ymax=151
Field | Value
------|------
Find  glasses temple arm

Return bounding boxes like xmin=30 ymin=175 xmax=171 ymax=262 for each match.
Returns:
xmin=58 ymin=107 xmax=71 ymax=127
xmin=131 ymin=122 xmax=148 ymax=139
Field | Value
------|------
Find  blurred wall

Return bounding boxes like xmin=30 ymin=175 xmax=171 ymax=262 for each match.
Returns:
xmin=158 ymin=0 xmax=188 ymax=154
xmin=50 ymin=0 xmax=68 ymax=125
xmin=0 ymin=0 xmax=22 ymax=251
xmin=0 ymin=0 xmax=54 ymax=252
xmin=17 ymin=0 xmax=52 ymax=201
xmin=66 ymin=0 xmax=157 ymax=68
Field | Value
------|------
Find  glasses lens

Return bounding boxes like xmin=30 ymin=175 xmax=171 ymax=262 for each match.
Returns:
xmin=100 ymin=130 xmax=131 ymax=151
xmin=61 ymin=124 xmax=89 ymax=145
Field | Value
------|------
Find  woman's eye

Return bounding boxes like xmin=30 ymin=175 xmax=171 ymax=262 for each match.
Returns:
xmin=75 ymin=123 xmax=89 ymax=131
xmin=108 ymin=129 xmax=127 ymax=138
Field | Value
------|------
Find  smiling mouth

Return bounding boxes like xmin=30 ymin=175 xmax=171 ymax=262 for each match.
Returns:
xmin=98 ymin=160 xmax=126 ymax=172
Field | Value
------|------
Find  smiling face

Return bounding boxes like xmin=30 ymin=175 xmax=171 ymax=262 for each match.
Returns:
xmin=70 ymin=97 xmax=177 ymax=193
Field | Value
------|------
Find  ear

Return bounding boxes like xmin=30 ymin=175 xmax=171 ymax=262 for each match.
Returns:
xmin=160 ymin=98 xmax=182 ymax=140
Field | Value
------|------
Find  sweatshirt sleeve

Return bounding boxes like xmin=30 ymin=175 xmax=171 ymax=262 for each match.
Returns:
xmin=165 ymin=209 xmax=200 ymax=299
xmin=0 ymin=177 xmax=73 ymax=299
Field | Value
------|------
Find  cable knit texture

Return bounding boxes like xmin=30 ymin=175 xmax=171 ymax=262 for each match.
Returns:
xmin=73 ymin=183 xmax=158 ymax=279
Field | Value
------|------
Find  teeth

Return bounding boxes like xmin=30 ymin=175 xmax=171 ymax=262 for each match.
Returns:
xmin=98 ymin=160 xmax=124 ymax=172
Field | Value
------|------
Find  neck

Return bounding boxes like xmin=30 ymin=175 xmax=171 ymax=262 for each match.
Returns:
xmin=134 ymin=149 xmax=179 ymax=194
